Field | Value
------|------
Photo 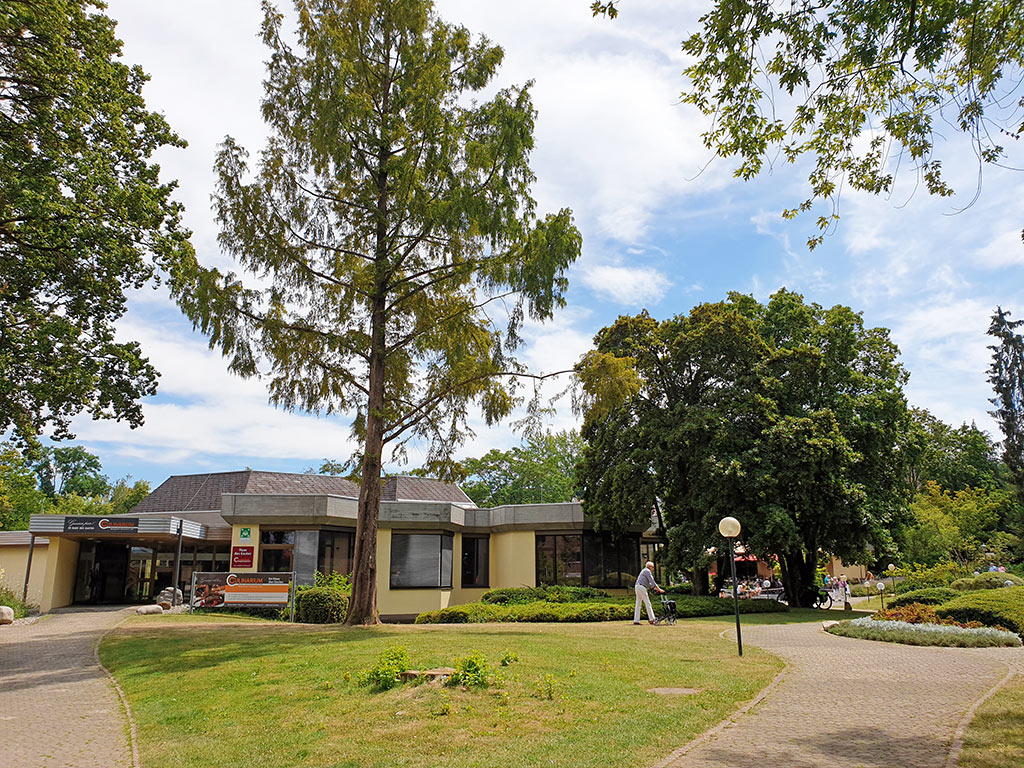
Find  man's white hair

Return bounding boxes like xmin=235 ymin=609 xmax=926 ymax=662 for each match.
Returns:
xmin=646 ymin=561 xmax=655 ymax=568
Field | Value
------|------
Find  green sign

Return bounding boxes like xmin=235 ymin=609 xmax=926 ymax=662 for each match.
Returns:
xmin=239 ymin=527 xmax=251 ymax=541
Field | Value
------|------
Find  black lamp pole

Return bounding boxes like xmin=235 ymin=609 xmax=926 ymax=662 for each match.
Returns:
xmin=728 ymin=538 xmax=743 ymax=657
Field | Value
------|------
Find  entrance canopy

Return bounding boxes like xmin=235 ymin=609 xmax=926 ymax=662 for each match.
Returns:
xmin=30 ymin=514 xmax=211 ymax=542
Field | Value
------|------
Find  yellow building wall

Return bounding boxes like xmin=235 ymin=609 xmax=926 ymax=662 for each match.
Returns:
xmin=492 ymin=530 xmax=536 ymax=589
xmin=0 ymin=543 xmax=50 ymax=608
xmin=39 ymin=537 xmax=79 ymax=612
xmin=231 ymin=524 xmax=260 ymax=573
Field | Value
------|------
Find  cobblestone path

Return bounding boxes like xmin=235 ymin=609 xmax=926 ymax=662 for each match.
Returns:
xmin=657 ymin=621 xmax=1024 ymax=768
xmin=0 ymin=606 xmax=133 ymax=768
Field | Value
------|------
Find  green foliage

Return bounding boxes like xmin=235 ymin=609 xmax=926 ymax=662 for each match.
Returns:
xmin=989 ymin=308 xmax=1024 ymax=505
xmin=936 ymin=587 xmax=1024 ymax=637
xmin=481 ymin=586 xmax=608 ymax=605
xmin=461 ymin=430 xmax=583 ymax=507
xmin=296 ymin=587 xmax=349 ymax=624
xmin=447 ymin=651 xmax=490 ymax=688
xmin=892 ymin=562 xmax=971 ymax=593
xmin=577 ymin=290 xmax=910 ymax=606
xmin=0 ymin=442 xmax=48 ymax=530
xmin=901 ymin=483 xmax=1010 ymax=566
xmin=500 ymin=650 xmax=519 ymax=666
xmin=313 ymin=571 xmax=352 ymax=594
xmin=107 ymin=477 xmax=151 ymax=517
xmin=33 ymin=445 xmax=108 ymax=498
xmin=597 ymin=1 xmax=1024 ymax=248
xmin=0 ymin=0 xmax=193 ymax=448
xmin=361 ymin=646 xmax=410 ymax=691
xmin=415 ymin=595 xmax=788 ymax=624
xmin=163 ymin=0 xmax=581 ymax=623
xmin=533 ymin=673 xmax=558 ymax=700
xmin=906 ymin=409 xmax=1008 ymax=494
xmin=889 ymin=588 xmax=959 ymax=608
xmin=951 ymin=572 xmax=1024 ymax=591
xmin=0 ymin=568 xmax=33 ymax=618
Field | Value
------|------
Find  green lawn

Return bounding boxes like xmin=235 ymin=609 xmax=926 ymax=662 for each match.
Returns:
xmin=959 ymin=675 xmax=1024 ymax=768
xmin=99 ymin=612 xmax=818 ymax=768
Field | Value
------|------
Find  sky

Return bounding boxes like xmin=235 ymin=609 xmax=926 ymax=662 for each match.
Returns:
xmin=54 ymin=0 xmax=1024 ymax=488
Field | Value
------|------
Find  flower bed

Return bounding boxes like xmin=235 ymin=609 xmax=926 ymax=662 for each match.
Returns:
xmin=827 ymin=616 xmax=1022 ymax=648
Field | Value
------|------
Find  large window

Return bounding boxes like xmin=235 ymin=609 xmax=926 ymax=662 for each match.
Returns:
xmin=390 ymin=533 xmax=453 ymax=588
xmin=461 ymin=535 xmax=489 ymax=588
xmin=260 ymin=530 xmax=294 ymax=572
xmin=318 ymin=530 xmax=355 ymax=577
xmin=536 ymin=533 xmax=639 ymax=588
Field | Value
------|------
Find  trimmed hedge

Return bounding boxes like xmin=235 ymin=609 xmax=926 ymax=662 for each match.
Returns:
xmin=481 ymin=586 xmax=609 ymax=605
xmin=296 ymin=587 xmax=349 ymax=624
xmin=935 ymin=587 xmax=1024 ymax=637
xmin=889 ymin=588 xmax=959 ymax=608
xmin=415 ymin=595 xmax=788 ymax=624
xmin=950 ymin=572 xmax=1024 ymax=591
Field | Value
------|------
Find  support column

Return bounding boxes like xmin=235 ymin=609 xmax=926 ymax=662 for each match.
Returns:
xmin=39 ymin=537 xmax=80 ymax=613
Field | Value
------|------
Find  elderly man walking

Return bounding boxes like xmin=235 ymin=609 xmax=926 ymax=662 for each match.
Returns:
xmin=634 ymin=561 xmax=665 ymax=624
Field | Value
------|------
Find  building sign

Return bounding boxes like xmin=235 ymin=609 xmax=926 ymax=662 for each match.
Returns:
xmin=63 ymin=517 xmax=140 ymax=534
xmin=191 ymin=571 xmax=293 ymax=609
xmin=231 ymin=545 xmax=254 ymax=568
xmin=238 ymin=527 xmax=252 ymax=542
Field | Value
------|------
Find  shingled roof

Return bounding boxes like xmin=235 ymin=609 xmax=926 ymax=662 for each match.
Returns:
xmin=381 ymin=475 xmax=474 ymax=505
xmin=131 ymin=470 xmax=360 ymax=514
xmin=130 ymin=470 xmax=473 ymax=514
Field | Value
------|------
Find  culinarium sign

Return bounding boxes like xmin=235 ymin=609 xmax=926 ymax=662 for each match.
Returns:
xmin=190 ymin=571 xmax=295 ymax=619
xmin=63 ymin=516 xmax=139 ymax=534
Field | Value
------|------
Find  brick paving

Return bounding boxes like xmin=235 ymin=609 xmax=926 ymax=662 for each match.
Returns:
xmin=0 ymin=606 xmax=134 ymax=768
xmin=657 ymin=621 xmax=1024 ymax=768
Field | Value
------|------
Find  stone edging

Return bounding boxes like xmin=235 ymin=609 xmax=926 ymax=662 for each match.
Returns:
xmin=649 ymin=628 xmax=790 ymax=768
xmin=944 ymin=663 xmax=1016 ymax=768
xmin=94 ymin=611 xmax=141 ymax=768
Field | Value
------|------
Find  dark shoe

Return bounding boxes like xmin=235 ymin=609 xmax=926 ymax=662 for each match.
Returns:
xmin=633 ymin=622 xmax=641 ymax=625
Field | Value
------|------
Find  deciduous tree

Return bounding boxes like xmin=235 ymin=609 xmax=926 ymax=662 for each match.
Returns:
xmin=989 ymin=306 xmax=1024 ymax=502
xmin=462 ymin=430 xmax=583 ymax=507
xmin=168 ymin=0 xmax=581 ymax=624
xmin=0 ymin=0 xmax=194 ymax=449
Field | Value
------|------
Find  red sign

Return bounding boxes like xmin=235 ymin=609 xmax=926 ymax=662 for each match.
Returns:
xmin=230 ymin=546 xmax=254 ymax=568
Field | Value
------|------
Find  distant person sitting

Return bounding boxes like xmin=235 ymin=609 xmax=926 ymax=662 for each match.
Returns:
xmin=633 ymin=561 xmax=664 ymax=625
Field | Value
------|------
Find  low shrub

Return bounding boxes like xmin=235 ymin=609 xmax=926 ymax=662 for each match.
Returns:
xmin=848 ymin=584 xmax=874 ymax=597
xmin=415 ymin=595 xmax=788 ymax=624
xmin=892 ymin=562 xmax=972 ymax=594
xmin=480 ymin=586 xmax=609 ymax=605
xmin=951 ymin=572 xmax=1024 ymax=591
xmin=664 ymin=583 xmax=694 ymax=596
xmin=889 ymin=588 xmax=959 ymax=608
xmin=873 ymin=604 xmax=943 ymax=624
xmin=447 ymin=651 xmax=491 ymax=688
xmin=827 ymin=617 xmax=1021 ymax=648
xmin=935 ymin=587 xmax=1024 ymax=637
xmin=362 ymin=646 xmax=410 ymax=691
xmin=0 ymin=581 xmax=33 ymax=619
xmin=296 ymin=587 xmax=349 ymax=624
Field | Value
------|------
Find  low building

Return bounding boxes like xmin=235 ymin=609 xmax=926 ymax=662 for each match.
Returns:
xmin=0 ymin=470 xmax=659 ymax=621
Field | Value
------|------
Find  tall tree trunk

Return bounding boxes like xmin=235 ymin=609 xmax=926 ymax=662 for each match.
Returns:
xmin=692 ymin=564 xmax=710 ymax=596
xmin=781 ymin=549 xmax=816 ymax=607
xmin=346 ymin=302 xmax=387 ymax=625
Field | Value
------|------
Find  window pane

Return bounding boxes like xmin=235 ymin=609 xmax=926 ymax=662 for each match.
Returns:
xmin=557 ymin=535 xmax=582 ymax=586
xmin=440 ymin=534 xmax=453 ymax=589
xmin=536 ymin=535 xmax=556 ymax=586
xmin=261 ymin=530 xmax=295 ymax=545
xmin=461 ymin=536 xmax=489 ymax=588
xmin=260 ymin=548 xmax=293 ymax=572
xmin=583 ymin=532 xmax=604 ymax=587
xmin=390 ymin=534 xmax=442 ymax=588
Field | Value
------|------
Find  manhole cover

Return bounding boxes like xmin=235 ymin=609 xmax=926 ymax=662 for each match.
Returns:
xmin=647 ymin=687 xmax=700 ymax=695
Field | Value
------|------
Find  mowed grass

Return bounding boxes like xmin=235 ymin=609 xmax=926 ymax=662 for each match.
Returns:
xmin=959 ymin=675 xmax=1024 ymax=768
xmin=98 ymin=612 xmax=817 ymax=768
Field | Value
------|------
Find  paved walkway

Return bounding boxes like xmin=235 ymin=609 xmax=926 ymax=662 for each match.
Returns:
xmin=657 ymin=621 xmax=1024 ymax=768
xmin=0 ymin=606 xmax=134 ymax=768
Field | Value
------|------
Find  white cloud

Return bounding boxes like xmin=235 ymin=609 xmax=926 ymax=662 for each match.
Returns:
xmin=974 ymin=228 xmax=1024 ymax=269
xmin=580 ymin=264 xmax=672 ymax=305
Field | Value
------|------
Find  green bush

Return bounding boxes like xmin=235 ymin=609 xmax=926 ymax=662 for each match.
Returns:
xmin=892 ymin=562 xmax=971 ymax=594
xmin=296 ymin=587 xmax=349 ymax=624
xmin=664 ymin=583 xmax=694 ymax=596
xmin=415 ymin=595 xmax=788 ymax=624
xmin=362 ymin=646 xmax=410 ymax=691
xmin=0 ymin=582 xmax=33 ymax=619
xmin=890 ymin=588 xmax=959 ymax=608
xmin=951 ymin=572 xmax=1024 ymax=591
xmin=447 ymin=651 xmax=490 ymax=688
xmin=480 ymin=586 xmax=608 ymax=605
xmin=935 ymin=587 xmax=1024 ymax=637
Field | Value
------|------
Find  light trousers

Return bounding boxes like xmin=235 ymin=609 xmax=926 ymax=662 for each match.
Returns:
xmin=634 ymin=585 xmax=655 ymax=623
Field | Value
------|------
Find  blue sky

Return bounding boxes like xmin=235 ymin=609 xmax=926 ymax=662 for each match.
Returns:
xmin=60 ymin=0 xmax=1024 ymax=488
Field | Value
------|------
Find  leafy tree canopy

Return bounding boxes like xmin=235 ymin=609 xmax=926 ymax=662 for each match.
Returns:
xmin=577 ymin=289 xmax=911 ymax=605
xmin=461 ymin=430 xmax=583 ymax=507
xmin=32 ymin=444 xmax=109 ymax=498
xmin=906 ymin=407 xmax=1008 ymax=493
xmin=593 ymin=0 xmax=1024 ymax=247
xmin=900 ymin=481 xmax=1015 ymax=565
xmin=0 ymin=442 xmax=48 ymax=530
xmin=988 ymin=306 xmax=1024 ymax=502
xmin=0 ymin=0 xmax=194 ymax=449
xmin=165 ymin=0 xmax=581 ymax=624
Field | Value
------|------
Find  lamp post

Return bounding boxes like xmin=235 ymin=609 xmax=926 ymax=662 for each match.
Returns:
xmin=877 ymin=580 xmax=886 ymax=610
xmin=887 ymin=563 xmax=896 ymax=594
xmin=719 ymin=516 xmax=743 ymax=657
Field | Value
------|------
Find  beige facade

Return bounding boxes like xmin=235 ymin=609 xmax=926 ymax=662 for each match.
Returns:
xmin=0 ymin=538 xmax=49 ymax=608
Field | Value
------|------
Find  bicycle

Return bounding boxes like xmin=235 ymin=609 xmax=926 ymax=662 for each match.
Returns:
xmin=802 ymin=587 xmax=833 ymax=610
